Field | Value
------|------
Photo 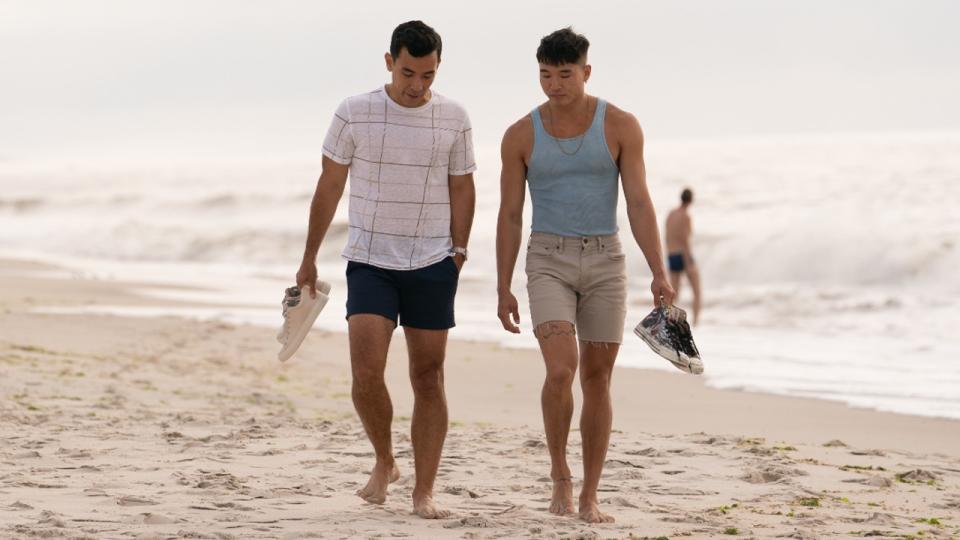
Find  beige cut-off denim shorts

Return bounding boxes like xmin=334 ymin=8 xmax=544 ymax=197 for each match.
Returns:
xmin=524 ymin=232 xmax=628 ymax=343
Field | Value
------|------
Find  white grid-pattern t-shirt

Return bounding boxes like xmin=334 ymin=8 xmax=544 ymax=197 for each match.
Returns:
xmin=322 ymin=86 xmax=476 ymax=270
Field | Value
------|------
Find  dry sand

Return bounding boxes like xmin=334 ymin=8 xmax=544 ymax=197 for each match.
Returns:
xmin=2 ymin=258 xmax=959 ymax=539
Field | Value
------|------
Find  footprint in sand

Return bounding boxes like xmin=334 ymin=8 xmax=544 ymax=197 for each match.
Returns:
xmin=849 ymin=475 xmax=892 ymax=488
xmin=116 ymin=495 xmax=159 ymax=506
xmin=781 ymin=529 xmax=818 ymax=540
xmin=648 ymin=486 xmax=716 ymax=496
xmin=741 ymin=465 xmax=807 ymax=484
xmin=855 ymin=512 xmax=898 ymax=526
xmin=896 ymin=468 xmax=940 ymax=483
xmin=56 ymin=447 xmax=92 ymax=459
xmin=605 ymin=459 xmax=645 ymax=469
xmin=122 ymin=513 xmax=177 ymax=525
xmin=443 ymin=516 xmax=500 ymax=528
xmin=850 ymin=448 xmax=886 ymax=456
xmin=626 ymin=447 xmax=664 ymax=457
xmin=443 ymin=486 xmax=480 ymax=499
xmin=609 ymin=469 xmax=644 ymax=481
xmin=603 ymin=496 xmax=639 ymax=508
xmin=37 ymin=510 xmax=67 ymax=527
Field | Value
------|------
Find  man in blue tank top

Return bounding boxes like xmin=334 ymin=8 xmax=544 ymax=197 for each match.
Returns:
xmin=495 ymin=27 xmax=675 ymax=524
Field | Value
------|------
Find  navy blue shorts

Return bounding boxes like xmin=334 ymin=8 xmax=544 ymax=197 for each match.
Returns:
xmin=668 ymin=253 xmax=686 ymax=273
xmin=345 ymin=257 xmax=459 ymax=330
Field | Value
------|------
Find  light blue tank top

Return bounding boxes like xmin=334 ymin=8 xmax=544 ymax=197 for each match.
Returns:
xmin=528 ymin=99 xmax=620 ymax=237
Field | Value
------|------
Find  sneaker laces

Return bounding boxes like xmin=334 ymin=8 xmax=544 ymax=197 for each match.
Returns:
xmin=665 ymin=316 xmax=700 ymax=360
xmin=659 ymin=302 xmax=700 ymax=362
xmin=278 ymin=286 xmax=301 ymax=342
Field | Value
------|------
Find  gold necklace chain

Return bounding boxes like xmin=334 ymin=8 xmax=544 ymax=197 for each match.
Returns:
xmin=545 ymin=99 xmax=591 ymax=156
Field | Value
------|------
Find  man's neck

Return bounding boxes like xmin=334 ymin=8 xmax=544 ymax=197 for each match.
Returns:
xmin=384 ymin=84 xmax=431 ymax=108
xmin=552 ymin=94 xmax=592 ymax=115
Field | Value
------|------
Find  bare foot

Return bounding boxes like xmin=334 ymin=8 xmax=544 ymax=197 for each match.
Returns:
xmin=579 ymin=500 xmax=615 ymax=523
xmin=356 ymin=461 xmax=400 ymax=504
xmin=413 ymin=495 xmax=451 ymax=519
xmin=548 ymin=478 xmax=575 ymax=515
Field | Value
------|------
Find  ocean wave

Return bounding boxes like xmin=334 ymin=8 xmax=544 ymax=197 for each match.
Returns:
xmin=184 ymin=192 xmax=313 ymax=209
xmin=0 ymin=197 xmax=45 ymax=212
xmin=4 ymin=135 xmax=958 ymax=293
xmin=34 ymin=221 xmax=350 ymax=264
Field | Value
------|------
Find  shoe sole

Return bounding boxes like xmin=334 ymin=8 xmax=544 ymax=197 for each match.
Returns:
xmin=633 ymin=325 xmax=704 ymax=375
xmin=277 ymin=281 xmax=332 ymax=362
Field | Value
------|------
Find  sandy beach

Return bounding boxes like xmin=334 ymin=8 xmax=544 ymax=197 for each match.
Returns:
xmin=2 ymin=257 xmax=959 ymax=539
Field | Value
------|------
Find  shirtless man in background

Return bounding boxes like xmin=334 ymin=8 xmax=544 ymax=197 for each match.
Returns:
xmin=665 ymin=188 xmax=701 ymax=324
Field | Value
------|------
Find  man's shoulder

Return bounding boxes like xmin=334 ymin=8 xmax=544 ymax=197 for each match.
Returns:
xmin=331 ymin=89 xmax=388 ymax=119
xmin=503 ymin=112 xmax=534 ymax=141
xmin=601 ymin=100 xmax=643 ymax=148
xmin=603 ymin=100 xmax=641 ymax=129
xmin=667 ymin=207 xmax=690 ymax=223
xmin=339 ymin=88 xmax=386 ymax=109
xmin=433 ymin=93 xmax=469 ymax=116
xmin=500 ymin=113 xmax=534 ymax=156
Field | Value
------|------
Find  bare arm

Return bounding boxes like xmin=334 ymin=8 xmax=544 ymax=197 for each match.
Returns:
xmin=448 ymin=173 xmax=476 ymax=270
xmin=495 ymin=120 xmax=529 ymax=333
xmin=296 ymin=155 xmax=349 ymax=295
xmin=617 ymin=113 xmax=676 ymax=306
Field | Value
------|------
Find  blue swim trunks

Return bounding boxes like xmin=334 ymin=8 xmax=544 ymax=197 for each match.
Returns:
xmin=668 ymin=253 xmax=686 ymax=273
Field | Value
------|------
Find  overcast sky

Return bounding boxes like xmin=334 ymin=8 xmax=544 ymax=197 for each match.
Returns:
xmin=2 ymin=0 xmax=958 ymax=161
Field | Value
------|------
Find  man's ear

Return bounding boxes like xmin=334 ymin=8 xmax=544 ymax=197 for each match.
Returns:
xmin=583 ymin=64 xmax=592 ymax=82
xmin=385 ymin=52 xmax=394 ymax=72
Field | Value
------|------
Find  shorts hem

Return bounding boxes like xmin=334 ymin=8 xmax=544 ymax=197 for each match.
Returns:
xmin=577 ymin=335 xmax=624 ymax=345
xmin=345 ymin=310 xmax=398 ymax=327
xmin=400 ymin=321 xmax=455 ymax=331
xmin=530 ymin=315 xmax=576 ymax=329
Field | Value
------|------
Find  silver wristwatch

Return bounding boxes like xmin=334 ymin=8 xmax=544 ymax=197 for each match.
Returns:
xmin=450 ymin=246 xmax=468 ymax=260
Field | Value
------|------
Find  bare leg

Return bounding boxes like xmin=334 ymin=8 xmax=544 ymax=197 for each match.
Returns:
xmin=577 ymin=341 xmax=618 ymax=524
xmin=685 ymin=264 xmax=702 ymax=325
xmin=349 ymin=314 xmax=400 ymax=504
xmin=535 ymin=321 xmax=578 ymax=516
xmin=404 ymin=326 xmax=451 ymax=519
xmin=669 ymin=271 xmax=683 ymax=304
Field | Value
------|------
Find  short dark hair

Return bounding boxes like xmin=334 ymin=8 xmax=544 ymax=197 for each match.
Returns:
xmin=536 ymin=27 xmax=589 ymax=66
xmin=681 ymin=188 xmax=694 ymax=205
xmin=390 ymin=20 xmax=442 ymax=61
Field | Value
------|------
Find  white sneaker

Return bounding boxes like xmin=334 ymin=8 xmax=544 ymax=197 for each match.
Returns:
xmin=277 ymin=280 xmax=331 ymax=362
xmin=633 ymin=305 xmax=704 ymax=375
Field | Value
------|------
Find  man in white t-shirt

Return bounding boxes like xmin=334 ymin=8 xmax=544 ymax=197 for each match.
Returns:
xmin=295 ymin=20 xmax=476 ymax=519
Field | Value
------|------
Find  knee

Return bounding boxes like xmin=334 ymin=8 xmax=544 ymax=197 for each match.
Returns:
xmin=352 ymin=365 xmax=385 ymax=393
xmin=580 ymin=366 xmax=612 ymax=392
xmin=544 ymin=365 xmax=576 ymax=390
xmin=410 ymin=364 xmax=444 ymax=396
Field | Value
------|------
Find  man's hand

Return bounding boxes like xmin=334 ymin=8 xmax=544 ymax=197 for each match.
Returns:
xmin=452 ymin=253 xmax=465 ymax=272
xmin=651 ymin=275 xmax=675 ymax=308
xmin=296 ymin=261 xmax=318 ymax=299
xmin=497 ymin=289 xmax=521 ymax=333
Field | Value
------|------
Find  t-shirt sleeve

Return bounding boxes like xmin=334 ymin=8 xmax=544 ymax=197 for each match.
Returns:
xmin=321 ymin=100 xmax=355 ymax=165
xmin=448 ymin=111 xmax=477 ymax=176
